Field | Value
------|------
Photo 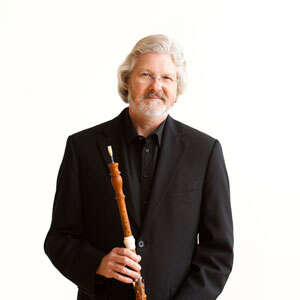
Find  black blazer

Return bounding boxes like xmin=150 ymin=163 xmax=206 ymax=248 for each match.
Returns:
xmin=44 ymin=107 xmax=233 ymax=300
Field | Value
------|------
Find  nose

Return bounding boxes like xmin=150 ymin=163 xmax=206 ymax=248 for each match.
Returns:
xmin=149 ymin=76 xmax=163 ymax=91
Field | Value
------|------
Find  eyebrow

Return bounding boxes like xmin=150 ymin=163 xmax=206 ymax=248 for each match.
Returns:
xmin=137 ymin=69 xmax=176 ymax=77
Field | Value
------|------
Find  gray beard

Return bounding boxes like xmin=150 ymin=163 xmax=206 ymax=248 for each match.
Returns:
xmin=128 ymin=92 xmax=173 ymax=120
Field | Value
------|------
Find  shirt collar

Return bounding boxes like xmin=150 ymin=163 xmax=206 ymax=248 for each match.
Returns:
xmin=122 ymin=107 xmax=167 ymax=147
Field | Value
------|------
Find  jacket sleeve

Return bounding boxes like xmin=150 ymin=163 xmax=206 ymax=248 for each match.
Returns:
xmin=44 ymin=136 xmax=107 ymax=297
xmin=173 ymin=139 xmax=234 ymax=300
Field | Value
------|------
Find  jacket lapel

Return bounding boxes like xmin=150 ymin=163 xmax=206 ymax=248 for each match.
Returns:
xmin=139 ymin=115 xmax=186 ymax=237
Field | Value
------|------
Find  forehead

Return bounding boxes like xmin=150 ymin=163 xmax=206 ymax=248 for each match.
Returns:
xmin=133 ymin=52 xmax=177 ymax=74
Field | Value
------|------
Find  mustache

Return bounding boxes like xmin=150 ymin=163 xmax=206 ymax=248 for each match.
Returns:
xmin=143 ymin=92 xmax=166 ymax=101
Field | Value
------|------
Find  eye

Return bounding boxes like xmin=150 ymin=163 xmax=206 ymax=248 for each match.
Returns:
xmin=141 ymin=72 xmax=151 ymax=77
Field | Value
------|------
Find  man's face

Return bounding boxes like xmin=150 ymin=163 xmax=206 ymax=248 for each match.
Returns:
xmin=127 ymin=52 xmax=177 ymax=120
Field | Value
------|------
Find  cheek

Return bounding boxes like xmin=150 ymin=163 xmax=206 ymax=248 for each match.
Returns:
xmin=166 ymin=86 xmax=177 ymax=100
xmin=130 ymin=82 xmax=147 ymax=97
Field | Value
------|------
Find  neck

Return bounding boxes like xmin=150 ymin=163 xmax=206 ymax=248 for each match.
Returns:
xmin=128 ymin=108 xmax=167 ymax=138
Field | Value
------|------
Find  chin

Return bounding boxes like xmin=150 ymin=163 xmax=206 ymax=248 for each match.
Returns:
xmin=129 ymin=95 xmax=173 ymax=119
xmin=136 ymin=102 xmax=170 ymax=119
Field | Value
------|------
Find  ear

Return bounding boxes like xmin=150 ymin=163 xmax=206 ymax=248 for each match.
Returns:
xmin=123 ymin=72 xmax=132 ymax=90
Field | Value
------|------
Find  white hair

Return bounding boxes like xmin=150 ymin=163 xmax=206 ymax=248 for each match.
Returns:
xmin=117 ymin=34 xmax=187 ymax=103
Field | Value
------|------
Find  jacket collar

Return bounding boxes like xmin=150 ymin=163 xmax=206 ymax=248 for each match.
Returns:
xmin=122 ymin=107 xmax=167 ymax=147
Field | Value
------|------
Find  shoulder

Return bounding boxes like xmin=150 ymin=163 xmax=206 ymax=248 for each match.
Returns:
xmin=170 ymin=116 xmax=227 ymax=164
xmin=170 ymin=115 xmax=217 ymax=146
xmin=66 ymin=109 xmax=127 ymax=145
xmin=70 ymin=120 xmax=111 ymax=139
xmin=66 ymin=115 xmax=118 ymax=146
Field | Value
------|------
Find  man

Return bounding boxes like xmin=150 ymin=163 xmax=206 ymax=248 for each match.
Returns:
xmin=44 ymin=34 xmax=233 ymax=300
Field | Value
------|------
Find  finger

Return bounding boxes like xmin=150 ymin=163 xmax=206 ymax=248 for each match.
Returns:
xmin=111 ymin=270 xmax=134 ymax=284
xmin=117 ymin=248 xmax=141 ymax=262
xmin=113 ymin=262 xmax=141 ymax=280
xmin=113 ymin=254 xmax=141 ymax=272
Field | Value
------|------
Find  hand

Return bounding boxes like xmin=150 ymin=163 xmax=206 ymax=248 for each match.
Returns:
xmin=96 ymin=247 xmax=142 ymax=284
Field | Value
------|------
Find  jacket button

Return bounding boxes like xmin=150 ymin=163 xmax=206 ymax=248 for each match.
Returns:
xmin=138 ymin=240 xmax=144 ymax=248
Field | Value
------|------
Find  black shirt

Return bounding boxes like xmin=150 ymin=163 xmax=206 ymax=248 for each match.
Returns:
xmin=122 ymin=108 xmax=167 ymax=220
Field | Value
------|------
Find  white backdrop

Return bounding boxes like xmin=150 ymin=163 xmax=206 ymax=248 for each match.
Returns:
xmin=1 ymin=0 xmax=299 ymax=299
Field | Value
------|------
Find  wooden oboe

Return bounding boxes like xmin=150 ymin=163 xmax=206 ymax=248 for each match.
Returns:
xmin=107 ymin=146 xmax=147 ymax=300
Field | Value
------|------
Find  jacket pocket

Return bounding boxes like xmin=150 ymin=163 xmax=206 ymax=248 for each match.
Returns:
xmin=167 ymin=187 xmax=202 ymax=197
xmin=166 ymin=177 xmax=202 ymax=197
